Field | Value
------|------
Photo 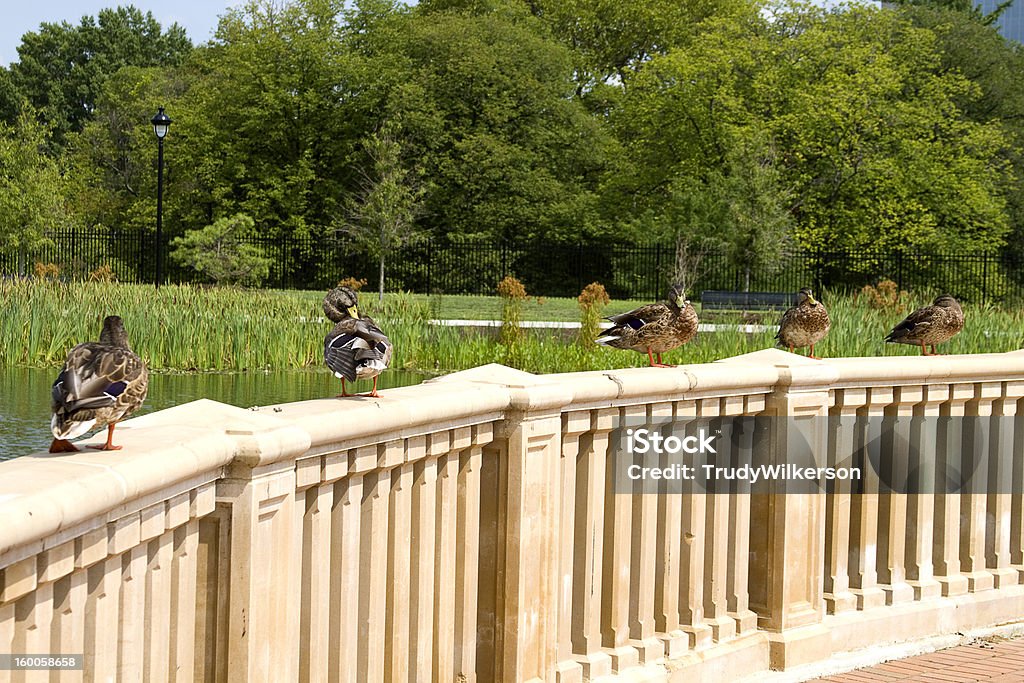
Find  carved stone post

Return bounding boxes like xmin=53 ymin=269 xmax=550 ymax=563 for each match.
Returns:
xmin=490 ymin=375 xmax=574 ymax=682
xmin=212 ymin=407 xmax=311 ymax=683
xmin=748 ymin=359 xmax=833 ymax=670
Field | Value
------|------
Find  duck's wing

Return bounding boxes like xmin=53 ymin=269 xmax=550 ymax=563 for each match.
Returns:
xmin=605 ymin=302 xmax=669 ymax=330
xmin=775 ymin=304 xmax=799 ymax=343
xmin=353 ymin=318 xmax=392 ymax=366
xmin=324 ymin=319 xmax=391 ymax=381
xmin=52 ymin=343 xmax=146 ymax=417
xmin=886 ymin=305 xmax=936 ymax=343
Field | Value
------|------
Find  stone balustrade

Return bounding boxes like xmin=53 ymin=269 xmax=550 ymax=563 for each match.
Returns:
xmin=2 ymin=348 xmax=1024 ymax=682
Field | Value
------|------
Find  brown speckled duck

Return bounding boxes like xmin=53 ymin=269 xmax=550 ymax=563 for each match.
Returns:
xmin=884 ymin=294 xmax=964 ymax=355
xmin=776 ymin=288 xmax=830 ymax=359
xmin=323 ymin=286 xmax=392 ymax=397
xmin=49 ymin=316 xmax=149 ymax=452
xmin=596 ymin=284 xmax=698 ymax=367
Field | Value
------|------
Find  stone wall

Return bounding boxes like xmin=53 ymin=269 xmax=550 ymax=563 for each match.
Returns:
xmin=2 ymin=349 xmax=1024 ymax=682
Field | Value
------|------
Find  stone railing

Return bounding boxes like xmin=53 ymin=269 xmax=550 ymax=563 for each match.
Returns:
xmin=2 ymin=348 xmax=1024 ymax=682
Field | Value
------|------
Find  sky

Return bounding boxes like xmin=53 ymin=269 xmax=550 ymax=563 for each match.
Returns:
xmin=0 ymin=1 xmax=244 ymax=67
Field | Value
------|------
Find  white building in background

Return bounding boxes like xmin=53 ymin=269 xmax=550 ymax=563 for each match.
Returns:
xmin=977 ymin=0 xmax=1024 ymax=43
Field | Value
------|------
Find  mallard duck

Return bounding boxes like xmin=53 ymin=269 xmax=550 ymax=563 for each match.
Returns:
xmin=323 ymin=286 xmax=392 ymax=397
xmin=49 ymin=315 xmax=149 ymax=452
xmin=885 ymin=294 xmax=964 ymax=355
xmin=776 ymin=288 xmax=830 ymax=359
xmin=596 ymin=284 xmax=698 ymax=367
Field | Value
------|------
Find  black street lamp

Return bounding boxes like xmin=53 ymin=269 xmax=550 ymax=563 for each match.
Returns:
xmin=151 ymin=107 xmax=172 ymax=288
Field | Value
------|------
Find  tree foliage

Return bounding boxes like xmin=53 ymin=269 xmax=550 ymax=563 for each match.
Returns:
xmin=0 ymin=113 xmax=69 ymax=268
xmin=342 ymin=126 xmax=423 ymax=301
xmin=1 ymin=0 xmax=1023 ymax=283
xmin=6 ymin=6 xmax=191 ymax=146
xmin=170 ymin=213 xmax=272 ymax=286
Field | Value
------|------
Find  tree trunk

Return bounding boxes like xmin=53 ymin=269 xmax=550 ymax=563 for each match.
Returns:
xmin=378 ymin=252 xmax=385 ymax=303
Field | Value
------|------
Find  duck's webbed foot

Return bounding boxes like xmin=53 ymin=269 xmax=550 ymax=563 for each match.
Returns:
xmin=49 ymin=439 xmax=79 ymax=453
xmin=89 ymin=424 xmax=122 ymax=451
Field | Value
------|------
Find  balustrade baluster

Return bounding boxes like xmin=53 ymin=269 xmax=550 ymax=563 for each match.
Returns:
xmin=825 ymin=388 xmax=863 ymax=613
xmin=878 ymin=387 xmax=915 ymax=605
xmin=934 ymin=384 xmax=972 ymax=596
xmin=987 ymin=386 xmax=1021 ymax=589
xmin=570 ymin=409 xmax=615 ymax=678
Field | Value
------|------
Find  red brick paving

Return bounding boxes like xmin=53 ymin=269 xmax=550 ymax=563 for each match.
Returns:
xmin=811 ymin=637 xmax=1024 ymax=682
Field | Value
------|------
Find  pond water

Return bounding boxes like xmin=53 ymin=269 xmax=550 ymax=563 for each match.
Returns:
xmin=0 ymin=366 xmax=430 ymax=461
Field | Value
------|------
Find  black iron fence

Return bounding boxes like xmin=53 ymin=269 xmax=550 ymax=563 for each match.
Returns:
xmin=3 ymin=227 xmax=1023 ymax=302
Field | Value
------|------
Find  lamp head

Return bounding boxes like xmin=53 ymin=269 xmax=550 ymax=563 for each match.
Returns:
xmin=151 ymin=107 xmax=172 ymax=140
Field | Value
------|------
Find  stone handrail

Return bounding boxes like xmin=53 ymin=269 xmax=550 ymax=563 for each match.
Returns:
xmin=2 ymin=348 xmax=1024 ymax=681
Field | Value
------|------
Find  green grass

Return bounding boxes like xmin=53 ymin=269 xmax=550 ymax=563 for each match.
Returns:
xmin=2 ymin=281 xmax=1023 ymax=375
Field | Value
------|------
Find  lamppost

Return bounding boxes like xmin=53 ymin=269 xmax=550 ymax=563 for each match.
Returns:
xmin=151 ymin=107 xmax=172 ymax=288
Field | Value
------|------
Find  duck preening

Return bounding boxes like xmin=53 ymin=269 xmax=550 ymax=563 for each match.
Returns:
xmin=776 ymin=288 xmax=830 ymax=359
xmin=596 ymin=284 xmax=698 ymax=367
xmin=884 ymin=294 xmax=964 ymax=355
xmin=49 ymin=315 xmax=149 ymax=453
xmin=323 ymin=286 xmax=393 ymax=397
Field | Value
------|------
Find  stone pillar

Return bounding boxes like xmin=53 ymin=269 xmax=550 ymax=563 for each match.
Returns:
xmin=494 ymin=382 xmax=574 ymax=682
xmin=748 ymin=363 xmax=831 ymax=671
xmin=570 ymin=409 xmax=615 ymax=679
xmin=700 ymin=397 xmax=737 ymax=643
xmin=675 ymin=398 xmax=713 ymax=651
xmin=626 ymin=403 xmax=665 ymax=664
xmin=555 ymin=411 xmax=587 ymax=683
xmin=651 ymin=400 xmax=687 ymax=659
xmin=216 ymin=417 xmax=311 ymax=683
xmin=726 ymin=394 xmax=762 ymax=636
xmin=847 ymin=387 xmax=888 ymax=611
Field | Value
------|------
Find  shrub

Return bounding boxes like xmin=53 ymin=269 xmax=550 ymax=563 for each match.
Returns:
xmin=577 ymin=282 xmax=610 ymax=347
xmin=337 ymin=276 xmax=368 ymax=291
xmin=33 ymin=262 xmax=59 ymax=280
xmin=497 ymin=276 xmax=527 ymax=356
xmin=858 ymin=280 xmax=908 ymax=311
xmin=88 ymin=265 xmax=117 ymax=282
xmin=170 ymin=214 xmax=272 ymax=287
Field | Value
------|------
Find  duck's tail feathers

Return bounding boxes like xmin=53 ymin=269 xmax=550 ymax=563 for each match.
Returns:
xmin=595 ymin=334 xmax=619 ymax=346
xmin=51 ymin=414 xmax=95 ymax=440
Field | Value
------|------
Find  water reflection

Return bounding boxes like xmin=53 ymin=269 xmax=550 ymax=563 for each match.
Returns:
xmin=0 ymin=366 xmax=430 ymax=461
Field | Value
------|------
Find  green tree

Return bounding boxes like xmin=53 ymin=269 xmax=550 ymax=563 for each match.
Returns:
xmin=0 ymin=112 xmax=70 ymax=272
xmin=342 ymin=127 xmax=423 ymax=301
xmin=895 ymin=2 xmax=1024 ymax=263
xmin=170 ymin=213 xmax=272 ymax=286
xmin=720 ymin=138 xmax=794 ymax=290
xmin=7 ymin=6 xmax=191 ymax=146
xmin=520 ymin=0 xmax=745 ymax=95
xmin=609 ymin=4 xmax=1010 ymax=257
xmin=389 ymin=5 xmax=613 ymax=240
xmin=171 ymin=0 xmax=356 ymax=242
xmin=65 ymin=65 xmax=187 ymax=235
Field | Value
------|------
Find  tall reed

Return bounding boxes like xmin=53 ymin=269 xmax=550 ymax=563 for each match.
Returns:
xmin=2 ymin=280 xmax=1022 ymax=375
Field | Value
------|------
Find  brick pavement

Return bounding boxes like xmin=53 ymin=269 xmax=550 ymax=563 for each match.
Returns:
xmin=811 ymin=637 xmax=1024 ymax=682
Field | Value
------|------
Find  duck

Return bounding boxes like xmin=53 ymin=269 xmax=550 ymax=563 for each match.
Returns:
xmin=49 ymin=315 xmax=149 ymax=452
xmin=596 ymin=284 xmax=698 ymax=367
xmin=884 ymin=294 xmax=964 ymax=355
xmin=323 ymin=286 xmax=392 ymax=397
xmin=776 ymin=288 xmax=830 ymax=359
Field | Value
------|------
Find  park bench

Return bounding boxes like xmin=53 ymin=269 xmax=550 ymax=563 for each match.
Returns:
xmin=700 ymin=290 xmax=794 ymax=312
